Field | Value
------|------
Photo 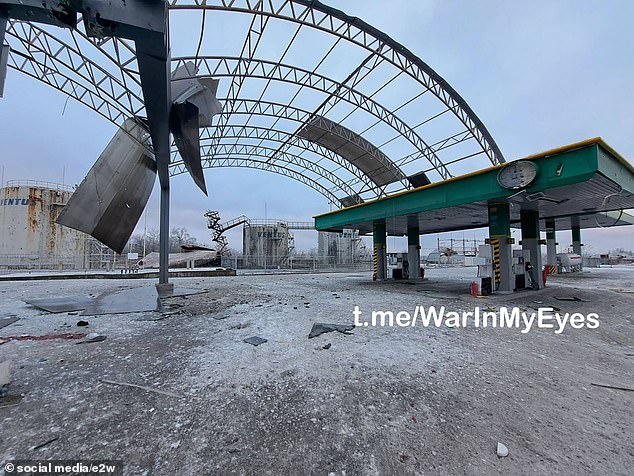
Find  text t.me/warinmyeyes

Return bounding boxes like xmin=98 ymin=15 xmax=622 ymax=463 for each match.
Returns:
xmin=352 ymin=306 xmax=599 ymax=334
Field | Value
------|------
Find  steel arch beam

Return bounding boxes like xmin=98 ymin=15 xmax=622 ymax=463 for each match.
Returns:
xmin=6 ymin=46 xmax=134 ymax=129
xmin=199 ymin=97 xmax=411 ymax=190
xmin=170 ymin=124 xmax=378 ymax=194
xmin=168 ymin=0 xmax=505 ymax=167
xmin=170 ymin=142 xmax=358 ymax=199
xmin=5 ymin=20 xmax=144 ymax=120
xmin=172 ymin=55 xmax=446 ymax=179
xmin=170 ymin=155 xmax=341 ymax=205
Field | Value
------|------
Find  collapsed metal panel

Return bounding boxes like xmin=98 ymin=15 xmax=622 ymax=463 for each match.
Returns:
xmin=340 ymin=194 xmax=364 ymax=208
xmin=169 ymin=61 xmax=223 ymax=195
xmin=298 ymin=116 xmax=406 ymax=187
xmin=170 ymin=101 xmax=206 ymax=193
xmin=56 ymin=118 xmax=156 ymax=253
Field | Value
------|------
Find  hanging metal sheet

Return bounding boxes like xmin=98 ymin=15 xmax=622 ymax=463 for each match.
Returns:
xmin=171 ymin=101 xmax=206 ymax=194
xmin=56 ymin=118 xmax=156 ymax=253
xmin=169 ymin=61 xmax=222 ymax=194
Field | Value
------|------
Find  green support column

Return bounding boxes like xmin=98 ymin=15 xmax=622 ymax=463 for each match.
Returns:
xmin=407 ymin=222 xmax=421 ymax=280
xmin=488 ymin=202 xmax=513 ymax=293
xmin=521 ymin=209 xmax=544 ymax=289
xmin=373 ymin=220 xmax=387 ymax=281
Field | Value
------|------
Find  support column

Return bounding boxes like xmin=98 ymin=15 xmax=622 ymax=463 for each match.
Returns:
xmin=488 ymin=202 xmax=514 ymax=293
xmin=158 ymin=185 xmax=170 ymax=285
xmin=407 ymin=222 xmax=421 ymax=280
xmin=545 ymin=218 xmax=557 ymax=272
xmin=571 ymin=216 xmax=583 ymax=270
xmin=134 ymin=8 xmax=172 ymax=289
xmin=521 ymin=209 xmax=544 ymax=289
xmin=373 ymin=220 xmax=387 ymax=281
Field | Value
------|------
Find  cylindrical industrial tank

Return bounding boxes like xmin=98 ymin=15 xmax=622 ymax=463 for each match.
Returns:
xmin=0 ymin=181 xmax=87 ymax=269
xmin=318 ymin=229 xmax=361 ymax=265
xmin=243 ymin=223 xmax=290 ymax=268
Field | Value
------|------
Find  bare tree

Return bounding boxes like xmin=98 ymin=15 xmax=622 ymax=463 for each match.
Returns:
xmin=169 ymin=227 xmax=198 ymax=252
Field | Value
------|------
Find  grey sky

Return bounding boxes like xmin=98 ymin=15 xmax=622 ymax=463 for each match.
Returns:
xmin=1 ymin=0 xmax=633 ymax=254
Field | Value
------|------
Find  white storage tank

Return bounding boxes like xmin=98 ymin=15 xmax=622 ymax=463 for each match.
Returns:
xmin=0 ymin=181 xmax=87 ymax=269
xmin=242 ymin=223 xmax=290 ymax=268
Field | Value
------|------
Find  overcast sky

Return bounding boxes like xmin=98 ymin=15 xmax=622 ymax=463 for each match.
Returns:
xmin=1 ymin=0 xmax=633 ymax=255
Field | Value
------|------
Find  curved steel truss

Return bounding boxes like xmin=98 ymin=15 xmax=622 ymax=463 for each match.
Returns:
xmin=3 ymin=0 xmax=505 ymax=207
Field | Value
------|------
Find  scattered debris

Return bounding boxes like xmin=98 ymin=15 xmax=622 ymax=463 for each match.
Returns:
xmin=554 ymin=296 xmax=589 ymax=302
xmin=243 ymin=336 xmax=268 ymax=346
xmin=77 ymin=333 xmax=107 ymax=344
xmin=31 ymin=437 xmax=59 ymax=451
xmin=0 ymin=333 xmax=86 ymax=345
xmin=308 ymin=323 xmax=355 ymax=339
xmin=0 ymin=395 xmax=22 ymax=408
xmin=26 ymin=287 xmax=205 ymax=316
xmin=497 ymin=442 xmax=509 ymax=458
xmin=0 ymin=360 xmax=11 ymax=397
xmin=81 ymin=286 xmax=163 ymax=316
xmin=76 ymin=320 xmax=89 ymax=327
xmin=100 ymin=379 xmax=183 ymax=398
xmin=229 ymin=323 xmax=250 ymax=330
xmin=322 ymin=343 xmax=332 ymax=350
xmin=590 ymin=382 xmax=634 ymax=392
xmin=25 ymin=296 xmax=93 ymax=313
xmin=0 ymin=316 xmax=19 ymax=330
xmin=531 ymin=304 xmax=561 ymax=312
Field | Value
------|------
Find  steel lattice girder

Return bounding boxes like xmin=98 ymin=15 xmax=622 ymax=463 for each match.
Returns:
xmin=196 ymin=97 xmax=409 ymax=185
xmin=203 ymin=143 xmax=358 ymax=199
xmin=1 ymin=0 xmax=507 ymax=204
xmin=171 ymin=155 xmax=340 ymax=205
xmin=168 ymin=0 xmax=506 ymax=167
xmin=169 ymin=124 xmax=378 ymax=193
xmin=173 ymin=55 xmax=447 ymax=179
xmin=5 ymin=21 xmax=142 ymax=127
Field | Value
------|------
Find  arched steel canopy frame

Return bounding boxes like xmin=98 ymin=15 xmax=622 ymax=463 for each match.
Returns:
xmin=171 ymin=55 xmax=447 ymax=179
xmin=1 ymin=0 xmax=507 ymax=284
xmin=4 ymin=1 xmax=506 ymax=185
xmin=168 ymin=0 xmax=505 ymax=167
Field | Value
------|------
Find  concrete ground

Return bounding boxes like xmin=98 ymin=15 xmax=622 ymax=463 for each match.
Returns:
xmin=0 ymin=266 xmax=632 ymax=475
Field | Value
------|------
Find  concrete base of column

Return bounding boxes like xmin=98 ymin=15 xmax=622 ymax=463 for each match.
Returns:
xmin=407 ymin=244 xmax=421 ymax=279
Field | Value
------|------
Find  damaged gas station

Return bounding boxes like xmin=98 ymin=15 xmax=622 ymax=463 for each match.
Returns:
xmin=316 ymin=138 xmax=634 ymax=293
xmin=1 ymin=1 xmax=633 ymax=475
